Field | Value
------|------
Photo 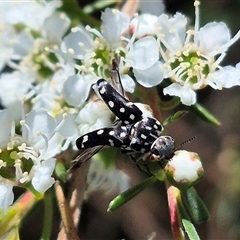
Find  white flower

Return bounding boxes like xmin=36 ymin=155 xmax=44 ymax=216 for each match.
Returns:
xmin=0 ymin=1 xmax=67 ymax=71
xmin=157 ymin=1 xmax=240 ymax=105
xmin=0 ymin=109 xmax=63 ymax=202
xmin=61 ymin=8 xmax=134 ymax=94
xmin=62 ymin=8 xmax=130 ymax=59
xmin=76 ymin=100 xmax=113 ymax=136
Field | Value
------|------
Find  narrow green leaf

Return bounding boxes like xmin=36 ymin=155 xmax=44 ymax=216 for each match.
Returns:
xmin=163 ymin=110 xmax=188 ymax=127
xmin=189 ymin=103 xmax=220 ymax=125
xmin=181 ymin=187 xmax=209 ymax=223
xmin=182 ymin=218 xmax=201 ymax=240
xmin=108 ymin=176 xmax=157 ymax=212
xmin=177 ymin=189 xmax=203 ymax=239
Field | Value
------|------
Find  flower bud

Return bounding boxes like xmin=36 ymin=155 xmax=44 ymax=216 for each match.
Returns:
xmin=164 ymin=150 xmax=204 ymax=189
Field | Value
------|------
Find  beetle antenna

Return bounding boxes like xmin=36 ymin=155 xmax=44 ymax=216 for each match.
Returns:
xmin=176 ymin=136 xmax=196 ymax=150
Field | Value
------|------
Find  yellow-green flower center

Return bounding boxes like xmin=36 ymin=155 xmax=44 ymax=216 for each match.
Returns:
xmin=170 ymin=51 xmax=210 ymax=86
xmin=0 ymin=147 xmax=34 ymax=180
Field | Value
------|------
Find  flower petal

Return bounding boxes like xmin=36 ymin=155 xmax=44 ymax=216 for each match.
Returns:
xmin=208 ymin=65 xmax=240 ymax=89
xmin=62 ymin=73 xmax=97 ymax=107
xmin=163 ymin=83 xmax=196 ymax=106
xmin=31 ymin=158 xmax=56 ymax=193
xmin=155 ymin=13 xmax=187 ymax=50
xmin=133 ymin=61 xmax=164 ymax=87
xmin=198 ymin=22 xmax=231 ymax=53
xmin=101 ymin=8 xmax=130 ymax=45
xmin=0 ymin=180 xmax=14 ymax=212
xmin=121 ymin=74 xmax=136 ymax=93
xmin=61 ymin=26 xmax=93 ymax=59
xmin=0 ymin=110 xmax=12 ymax=148
xmin=125 ymin=36 xmax=159 ymax=70
xmin=22 ymin=109 xmax=56 ymax=146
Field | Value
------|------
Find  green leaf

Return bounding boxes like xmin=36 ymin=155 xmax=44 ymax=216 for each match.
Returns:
xmin=163 ymin=110 xmax=188 ymax=127
xmin=108 ymin=176 xmax=157 ymax=212
xmin=189 ymin=103 xmax=220 ymax=125
xmin=182 ymin=218 xmax=201 ymax=240
xmin=181 ymin=187 xmax=209 ymax=223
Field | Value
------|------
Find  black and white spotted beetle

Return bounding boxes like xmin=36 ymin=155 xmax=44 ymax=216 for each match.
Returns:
xmin=75 ymin=78 xmax=175 ymax=167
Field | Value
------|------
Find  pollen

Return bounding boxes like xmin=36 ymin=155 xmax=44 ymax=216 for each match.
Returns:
xmin=78 ymin=42 xmax=84 ymax=47
xmin=71 ymin=27 xmax=78 ymax=33
xmin=194 ymin=1 xmax=200 ymax=7
xmin=68 ymin=48 xmax=75 ymax=54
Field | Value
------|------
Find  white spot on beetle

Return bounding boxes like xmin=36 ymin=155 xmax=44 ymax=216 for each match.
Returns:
xmin=100 ymin=87 xmax=106 ymax=94
xmin=109 ymin=130 xmax=115 ymax=135
xmin=120 ymin=132 xmax=127 ymax=138
xmin=97 ymin=129 xmax=104 ymax=135
xmin=120 ymin=107 xmax=125 ymax=113
xmin=108 ymin=101 xmax=114 ymax=108
xmin=130 ymin=114 xmax=135 ymax=120
xmin=82 ymin=135 xmax=88 ymax=143
xmin=141 ymin=134 xmax=147 ymax=139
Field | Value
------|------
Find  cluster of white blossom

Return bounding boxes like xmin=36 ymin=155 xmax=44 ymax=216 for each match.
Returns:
xmin=0 ymin=0 xmax=239 ymax=212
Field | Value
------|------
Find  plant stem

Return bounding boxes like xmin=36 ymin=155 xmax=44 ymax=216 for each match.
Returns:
xmin=41 ymin=189 xmax=53 ymax=240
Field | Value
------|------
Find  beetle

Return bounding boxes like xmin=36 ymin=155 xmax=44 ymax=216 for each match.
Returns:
xmin=75 ymin=78 xmax=175 ymax=166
